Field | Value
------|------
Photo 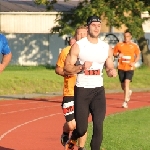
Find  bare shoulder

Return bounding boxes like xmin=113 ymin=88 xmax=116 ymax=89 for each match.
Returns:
xmin=69 ymin=43 xmax=80 ymax=56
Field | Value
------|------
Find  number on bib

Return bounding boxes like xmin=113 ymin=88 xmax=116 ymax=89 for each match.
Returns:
xmin=84 ymin=69 xmax=100 ymax=75
xmin=122 ymin=58 xmax=130 ymax=62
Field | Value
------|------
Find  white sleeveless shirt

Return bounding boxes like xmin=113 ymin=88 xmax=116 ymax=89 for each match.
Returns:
xmin=76 ymin=37 xmax=109 ymax=88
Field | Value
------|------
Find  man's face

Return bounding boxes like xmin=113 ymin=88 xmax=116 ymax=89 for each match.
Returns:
xmin=88 ymin=22 xmax=101 ymax=38
xmin=76 ymin=28 xmax=87 ymax=41
xmin=124 ymin=32 xmax=132 ymax=43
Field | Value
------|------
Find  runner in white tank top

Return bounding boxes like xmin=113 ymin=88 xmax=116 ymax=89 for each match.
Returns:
xmin=76 ymin=37 xmax=109 ymax=88
xmin=64 ymin=16 xmax=117 ymax=150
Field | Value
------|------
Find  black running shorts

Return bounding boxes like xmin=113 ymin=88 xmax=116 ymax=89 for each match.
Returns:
xmin=118 ymin=69 xmax=134 ymax=83
xmin=61 ymin=96 xmax=74 ymax=122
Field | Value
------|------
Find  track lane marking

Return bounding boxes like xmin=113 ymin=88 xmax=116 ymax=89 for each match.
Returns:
xmin=0 ymin=113 xmax=62 ymax=141
xmin=0 ymin=104 xmax=60 ymax=115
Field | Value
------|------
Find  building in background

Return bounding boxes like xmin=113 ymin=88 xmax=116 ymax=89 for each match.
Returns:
xmin=0 ymin=0 xmax=149 ymax=66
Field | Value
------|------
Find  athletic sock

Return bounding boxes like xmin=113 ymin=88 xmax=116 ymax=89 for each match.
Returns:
xmin=78 ymin=147 xmax=85 ymax=150
xmin=63 ymin=132 xmax=69 ymax=136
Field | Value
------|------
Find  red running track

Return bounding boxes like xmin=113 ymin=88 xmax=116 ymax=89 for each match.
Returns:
xmin=0 ymin=92 xmax=150 ymax=150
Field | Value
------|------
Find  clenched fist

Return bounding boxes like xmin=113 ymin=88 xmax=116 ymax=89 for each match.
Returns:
xmin=82 ymin=61 xmax=92 ymax=70
xmin=106 ymin=69 xmax=117 ymax=77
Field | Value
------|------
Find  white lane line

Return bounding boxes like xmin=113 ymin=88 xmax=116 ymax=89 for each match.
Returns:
xmin=0 ymin=112 xmax=62 ymax=141
xmin=0 ymin=104 xmax=60 ymax=115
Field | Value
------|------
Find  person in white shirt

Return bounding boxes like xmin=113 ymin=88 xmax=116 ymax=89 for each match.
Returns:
xmin=63 ymin=16 xmax=117 ymax=150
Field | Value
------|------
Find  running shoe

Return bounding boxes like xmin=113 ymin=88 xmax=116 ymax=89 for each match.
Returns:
xmin=64 ymin=139 xmax=77 ymax=150
xmin=61 ymin=133 xmax=69 ymax=146
xmin=122 ymin=101 xmax=128 ymax=108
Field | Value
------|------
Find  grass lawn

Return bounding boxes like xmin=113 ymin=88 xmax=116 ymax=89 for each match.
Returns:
xmin=85 ymin=107 xmax=150 ymax=150
xmin=0 ymin=65 xmax=63 ymax=95
xmin=0 ymin=65 xmax=150 ymax=95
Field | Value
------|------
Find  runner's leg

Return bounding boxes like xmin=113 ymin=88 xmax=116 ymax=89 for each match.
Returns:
xmin=71 ymin=86 xmax=91 ymax=140
xmin=61 ymin=96 xmax=75 ymax=146
xmin=90 ymin=86 xmax=106 ymax=150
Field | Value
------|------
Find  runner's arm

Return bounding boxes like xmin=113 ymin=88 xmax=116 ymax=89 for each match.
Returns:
xmin=55 ymin=65 xmax=73 ymax=77
xmin=0 ymin=35 xmax=12 ymax=73
xmin=105 ymin=46 xmax=117 ymax=77
xmin=113 ymin=44 xmax=119 ymax=57
xmin=113 ymin=44 xmax=123 ymax=58
xmin=64 ymin=43 xmax=83 ymax=75
xmin=130 ymin=45 xmax=141 ymax=67
xmin=134 ymin=48 xmax=141 ymax=63
xmin=55 ymin=65 xmax=66 ymax=77
xmin=55 ymin=50 xmax=68 ymax=77
xmin=0 ymin=52 xmax=12 ymax=73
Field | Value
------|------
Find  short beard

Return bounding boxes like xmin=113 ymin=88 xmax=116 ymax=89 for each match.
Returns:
xmin=89 ymin=32 xmax=99 ymax=38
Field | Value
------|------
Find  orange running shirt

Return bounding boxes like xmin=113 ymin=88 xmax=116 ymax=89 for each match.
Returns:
xmin=113 ymin=42 xmax=140 ymax=71
xmin=56 ymin=46 xmax=76 ymax=96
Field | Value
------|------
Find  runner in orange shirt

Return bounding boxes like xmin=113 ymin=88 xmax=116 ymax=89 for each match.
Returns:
xmin=55 ymin=26 xmax=87 ymax=150
xmin=113 ymin=29 xmax=141 ymax=108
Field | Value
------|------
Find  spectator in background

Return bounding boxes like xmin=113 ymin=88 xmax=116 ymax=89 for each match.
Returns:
xmin=55 ymin=25 xmax=88 ymax=150
xmin=0 ymin=33 xmax=12 ymax=73
xmin=113 ymin=29 xmax=141 ymax=108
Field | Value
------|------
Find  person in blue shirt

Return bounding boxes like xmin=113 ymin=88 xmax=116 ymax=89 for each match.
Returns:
xmin=0 ymin=33 xmax=12 ymax=73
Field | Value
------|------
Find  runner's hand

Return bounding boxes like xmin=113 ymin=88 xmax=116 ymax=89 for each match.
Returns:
xmin=107 ymin=69 xmax=117 ymax=77
xmin=130 ymin=62 xmax=135 ymax=67
xmin=118 ymin=53 xmax=124 ymax=58
xmin=82 ymin=61 xmax=92 ymax=70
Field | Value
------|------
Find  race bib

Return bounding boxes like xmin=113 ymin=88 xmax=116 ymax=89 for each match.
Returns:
xmin=84 ymin=69 xmax=100 ymax=75
xmin=122 ymin=56 xmax=131 ymax=63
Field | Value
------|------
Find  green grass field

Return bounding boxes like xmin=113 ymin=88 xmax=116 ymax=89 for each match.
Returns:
xmin=85 ymin=107 xmax=150 ymax=150
xmin=0 ymin=65 xmax=63 ymax=95
xmin=0 ymin=65 xmax=149 ymax=95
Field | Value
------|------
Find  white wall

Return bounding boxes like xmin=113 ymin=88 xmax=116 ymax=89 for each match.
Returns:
xmin=1 ymin=12 xmax=58 ymax=33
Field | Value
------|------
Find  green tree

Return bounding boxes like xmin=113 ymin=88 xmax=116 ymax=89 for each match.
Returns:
xmin=35 ymin=0 xmax=150 ymax=66
xmin=106 ymin=0 xmax=150 ymax=66
xmin=34 ymin=0 xmax=57 ymax=10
